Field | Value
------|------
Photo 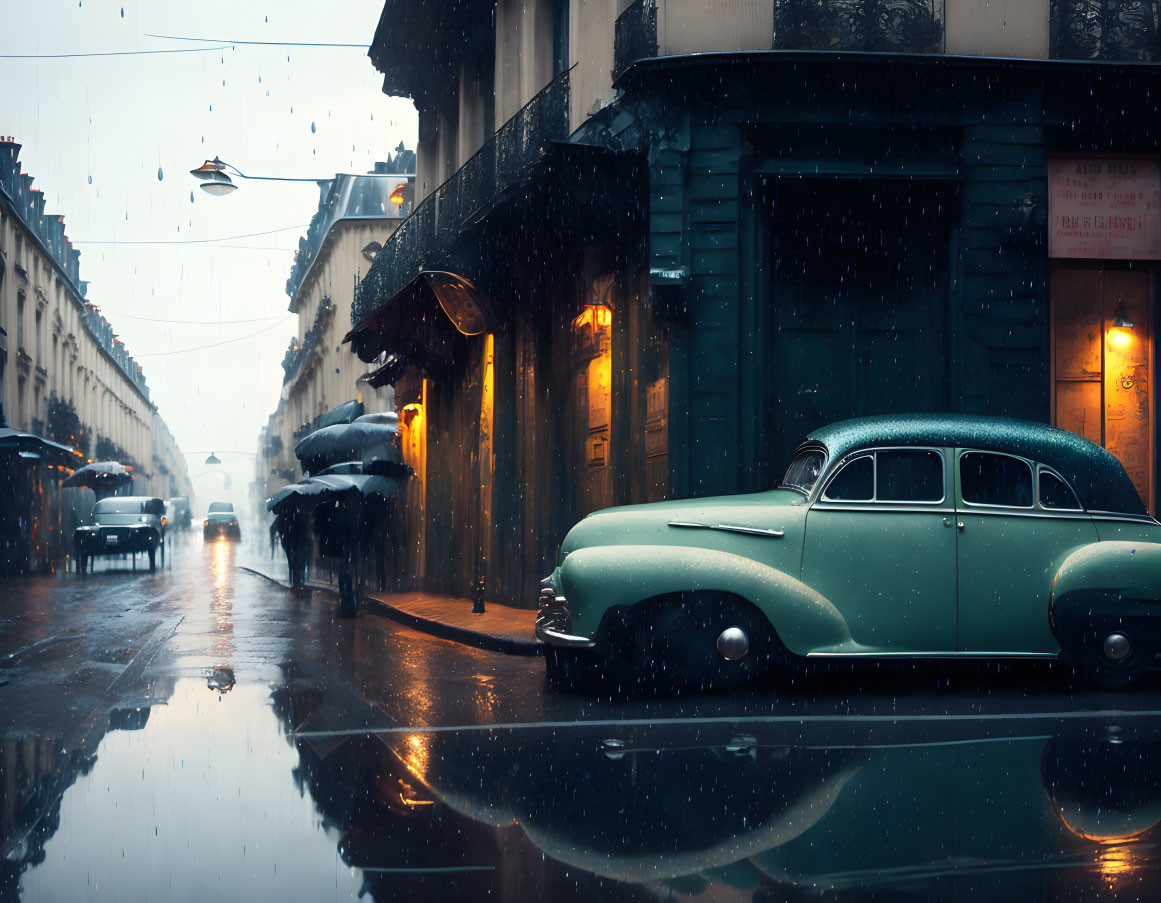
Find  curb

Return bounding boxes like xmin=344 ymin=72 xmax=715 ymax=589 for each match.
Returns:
xmin=238 ymin=565 xmax=543 ymax=657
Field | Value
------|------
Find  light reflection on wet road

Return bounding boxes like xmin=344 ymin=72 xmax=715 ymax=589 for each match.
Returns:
xmin=2 ymin=531 xmax=1161 ymax=901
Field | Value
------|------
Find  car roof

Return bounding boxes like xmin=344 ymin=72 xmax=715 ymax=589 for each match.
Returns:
xmin=804 ymin=414 xmax=1147 ymax=516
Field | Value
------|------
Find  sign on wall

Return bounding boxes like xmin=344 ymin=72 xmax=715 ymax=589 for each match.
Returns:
xmin=1048 ymin=157 xmax=1161 ymax=260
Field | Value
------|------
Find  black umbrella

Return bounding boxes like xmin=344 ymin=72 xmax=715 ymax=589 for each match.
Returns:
xmin=62 ymin=461 xmax=133 ymax=492
xmin=294 ymin=414 xmax=403 ymax=476
xmin=266 ymin=479 xmax=332 ymax=515
xmin=0 ymin=427 xmax=83 ymax=470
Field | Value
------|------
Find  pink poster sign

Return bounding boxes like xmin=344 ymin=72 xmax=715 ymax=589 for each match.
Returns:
xmin=1048 ymin=157 xmax=1161 ymax=260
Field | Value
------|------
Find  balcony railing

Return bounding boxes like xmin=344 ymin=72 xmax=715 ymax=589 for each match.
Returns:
xmin=615 ymin=0 xmax=659 ymax=77
xmin=353 ymin=70 xmax=570 ymax=326
xmin=1051 ymin=0 xmax=1160 ymax=61
xmin=773 ymin=0 xmax=944 ymax=53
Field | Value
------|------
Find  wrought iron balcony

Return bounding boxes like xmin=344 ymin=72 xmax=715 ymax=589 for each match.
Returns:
xmin=773 ymin=0 xmax=944 ymax=53
xmin=353 ymin=71 xmax=570 ymax=326
xmin=1051 ymin=0 xmax=1161 ymax=61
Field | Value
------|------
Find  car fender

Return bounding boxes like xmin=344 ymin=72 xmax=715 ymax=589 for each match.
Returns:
xmin=1050 ymin=541 xmax=1161 ymax=654
xmin=558 ymin=545 xmax=859 ymax=657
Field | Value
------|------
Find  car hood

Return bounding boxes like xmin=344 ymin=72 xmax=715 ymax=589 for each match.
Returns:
xmin=559 ymin=489 xmax=808 ymax=568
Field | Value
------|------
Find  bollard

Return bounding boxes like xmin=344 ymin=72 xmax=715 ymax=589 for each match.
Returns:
xmin=471 ymin=575 xmax=486 ymax=614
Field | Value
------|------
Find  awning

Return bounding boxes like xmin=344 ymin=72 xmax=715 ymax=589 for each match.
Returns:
xmin=344 ymin=270 xmax=494 ymax=364
xmin=0 ymin=426 xmax=84 ymax=470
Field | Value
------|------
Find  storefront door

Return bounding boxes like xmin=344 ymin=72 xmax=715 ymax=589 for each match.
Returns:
xmin=1051 ymin=267 xmax=1154 ymax=512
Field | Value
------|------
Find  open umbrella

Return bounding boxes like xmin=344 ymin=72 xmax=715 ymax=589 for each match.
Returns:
xmin=294 ymin=414 xmax=403 ymax=476
xmin=266 ymin=479 xmax=332 ymax=515
xmin=0 ymin=426 xmax=83 ymax=470
xmin=62 ymin=460 xmax=133 ymax=492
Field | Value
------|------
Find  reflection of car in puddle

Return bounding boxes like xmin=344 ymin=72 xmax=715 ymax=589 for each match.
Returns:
xmin=376 ymin=721 xmax=1161 ymax=897
xmin=108 ymin=706 xmax=151 ymax=731
xmin=206 ymin=666 xmax=236 ymax=695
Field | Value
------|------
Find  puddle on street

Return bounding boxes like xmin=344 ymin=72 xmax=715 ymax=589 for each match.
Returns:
xmin=19 ymin=678 xmax=364 ymax=903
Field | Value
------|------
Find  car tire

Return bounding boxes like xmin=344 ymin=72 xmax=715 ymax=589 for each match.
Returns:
xmin=632 ymin=591 xmax=781 ymax=692
xmin=148 ymin=546 xmax=156 ymax=573
xmin=1073 ymin=629 xmax=1153 ymax=690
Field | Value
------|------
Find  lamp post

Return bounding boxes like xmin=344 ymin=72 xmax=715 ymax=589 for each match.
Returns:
xmin=189 ymin=157 xmax=413 ymax=198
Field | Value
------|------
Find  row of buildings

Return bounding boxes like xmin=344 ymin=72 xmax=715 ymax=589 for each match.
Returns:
xmin=262 ymin=0 xmax=1161 ymax=608
xmin=0 ymin=138 xmax=192 ymax=573
xmin=255 ymin=150 xmax=415 ymax=516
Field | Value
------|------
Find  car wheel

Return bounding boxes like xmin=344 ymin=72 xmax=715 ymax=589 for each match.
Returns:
xmin=1074 ymin=628 xmax=1153 ymax=690
xmin=632 ymin=591 xmax=781 ymax=692
xmin=148 ymin=546 xmax=157 ymax=573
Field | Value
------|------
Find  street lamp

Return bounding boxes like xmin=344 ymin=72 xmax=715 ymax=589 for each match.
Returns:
xmin=190 ymin=156 xmax=413 ymax=197
xmin=205 ymin=452 xmax=222 ymax=465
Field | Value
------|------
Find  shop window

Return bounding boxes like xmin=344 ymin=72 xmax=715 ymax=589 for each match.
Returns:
xmin=1052 ymin=268 xmax=1153 ymax=511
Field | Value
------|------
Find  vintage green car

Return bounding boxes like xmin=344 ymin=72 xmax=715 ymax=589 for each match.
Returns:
xmin=537 ymin=415 xmax=1161 ymax=689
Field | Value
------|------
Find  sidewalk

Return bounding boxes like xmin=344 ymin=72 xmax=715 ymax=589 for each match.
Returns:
xmin=238 ymin=560 xmax=542 ymax=656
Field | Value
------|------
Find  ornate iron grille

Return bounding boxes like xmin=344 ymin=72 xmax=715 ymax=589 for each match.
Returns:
xmin=614 ymin=0 xmax=659 ymax=76
xmin=773 ymin=0 xmax=944 ymax=54
xmin=1052 ymin=0 xmax=1161 ymax=60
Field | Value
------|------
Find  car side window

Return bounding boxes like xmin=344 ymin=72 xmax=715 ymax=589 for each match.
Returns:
xmin=823 ymin=455 xmax=874 ymax=501
xmin=960 ymin=452 xmax=1033 ymax=508
xmin=876 ymin=450 xmax=944 ymax=502
xmin=1039 ymin=470 xmax=1082 ymax=510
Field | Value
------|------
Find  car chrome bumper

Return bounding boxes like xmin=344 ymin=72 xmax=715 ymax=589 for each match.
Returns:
xmin=535 ymin=591 xmax=595 ymax=648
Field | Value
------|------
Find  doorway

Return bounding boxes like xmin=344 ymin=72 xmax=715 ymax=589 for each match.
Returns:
xmin=1051 ymin=266 xmax=1154 ymax=512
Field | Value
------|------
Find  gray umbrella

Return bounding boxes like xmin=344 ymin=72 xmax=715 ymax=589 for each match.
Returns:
xmin=266 ymin=480 xmax=332 ymax=514
xmin=294 ymin=414 xmax=404 ymax=476
xmin=62 ymin=460 xmax=133 ymax=490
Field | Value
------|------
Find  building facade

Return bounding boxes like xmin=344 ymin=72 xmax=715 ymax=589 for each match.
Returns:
xmin=259 ymin=154 xmax=415 ymax=503
xmin=350 ymin=0 xmax=1161 ymax=607
xmin=0 ymin=138 xmax=191 ymax=570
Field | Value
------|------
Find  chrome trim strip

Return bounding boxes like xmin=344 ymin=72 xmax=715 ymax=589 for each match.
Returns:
xmin=954 ymin=508 xmax=1093 ymax=522
xmin=1089 ymin=511 xmax=1161 ymax=525
xmin=811 ymin=505 xmax=955 ymax=515
xmin=667 ymin=521 xmax=784 ymax=538
xmin=806 ymin=651 xmax=1059 ymax=660
xmin=534 ymin=623 xmax=596 ymax=648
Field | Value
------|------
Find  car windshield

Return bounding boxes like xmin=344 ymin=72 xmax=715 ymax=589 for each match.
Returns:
xmin=779 ymin=448 xmax=827 ymax=495
xmin=92 ymin=499 xmax=145 ymax=515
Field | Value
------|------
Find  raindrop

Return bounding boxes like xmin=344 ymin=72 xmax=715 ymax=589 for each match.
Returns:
xmin=312 ymin=149 xmax=316 ymax=155
xmin=222 ymin=79 xmax=226 ymax=86
xmin=157 ymin=167 xmax=164 ymax=181
xmin=120 ymin=6 xmax=124 ymax=17
xmin=201 ymin=136 xmax=205 ymax=143
xmin=190 ymin=190 xmax=194 ymax=203
xmin=125 ymin=212 xmax=128 ymax=220
xmin=209 ymin=105 xmax=213 ymax=112
xmin=258 ymin=75 xmax=262 ymax=83
xmin=352 ymin=144 xmax=356 ymax=152
xmin=290 ymin=106 xmax=293 ymax=114
xmin=87 ymin=175 xmax=92 ymax=184
xmin=265 ymin=90 xmax=270 ymax=97
xmin=311 ymin=122 xmax=316 ymax=134
xmin=265 ymin=15 xmax=268 ymax=22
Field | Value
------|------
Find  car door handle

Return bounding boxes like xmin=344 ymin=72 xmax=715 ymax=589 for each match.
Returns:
xmin=957 ymin=521 xmax=965 ymax=532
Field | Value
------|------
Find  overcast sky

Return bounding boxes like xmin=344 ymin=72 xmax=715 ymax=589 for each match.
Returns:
xmin=1 ymin=0 xmax=417 ymax=508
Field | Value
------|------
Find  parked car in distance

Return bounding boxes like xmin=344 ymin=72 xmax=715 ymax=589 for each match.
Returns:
xmin=204 ymin=512 xmax=241 ymax=542
xmin=166 ymin=496 xmax=192 ymax=529
xmin=74 ymin=496 xmax=166 ymax=574
xmin=538 ymin=414 xmax=1161 ymax=691
xmin=207 ymin=501 xmax=235 ymax=514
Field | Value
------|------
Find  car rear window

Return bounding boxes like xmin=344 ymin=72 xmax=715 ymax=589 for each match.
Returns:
xmin=960 ymin=452 xmax=1033 ymax=508
xmin=207 ymin=513 xmax=237 ymax=522
xmin=208 ymin=502 xmax=234 ymax=513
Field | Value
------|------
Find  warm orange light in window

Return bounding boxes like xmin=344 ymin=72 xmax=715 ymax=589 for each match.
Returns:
xmin=389 ymin=183 xmax=407 ymax=205
xmin=571 ymin=304 xmax=612 ymax=333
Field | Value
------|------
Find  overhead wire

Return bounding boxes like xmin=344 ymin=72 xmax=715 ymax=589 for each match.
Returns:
xmin=134 ymin=319 xmax=293 ymax=356
xmin=0 ymin=46 xmax=232 ymax=59
xmin=102 ymin=313 xmax=293 ymax=326
xmin=71 ymin=225 xmax=309 ymax=245
xmin=144 ymin=33 xmax=369 ymax=48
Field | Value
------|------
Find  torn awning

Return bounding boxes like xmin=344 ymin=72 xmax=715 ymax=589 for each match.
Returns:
xmin=343 ymin=270 xmax=494 ymax=364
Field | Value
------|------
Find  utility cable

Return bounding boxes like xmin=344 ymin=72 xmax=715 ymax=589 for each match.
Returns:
xmin=144 ymin=33 xmax=368 ymax=48
xmin=134 ymin=319 xmax=292 ymax=356
xmin=101 ymin=313 xmax=293 ymax=326
xmin=0 ymin=46 xmax=231 ymax=59
xmin=71 ymin=225 xmax=309 ymax=245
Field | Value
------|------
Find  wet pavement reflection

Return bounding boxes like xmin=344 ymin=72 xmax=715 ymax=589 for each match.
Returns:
xmin=2 ymin=533 xmax=1161 ymax=900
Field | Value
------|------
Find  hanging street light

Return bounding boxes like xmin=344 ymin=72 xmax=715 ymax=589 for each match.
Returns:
xmin=190 ymin=155 xmax=413 ymax=198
